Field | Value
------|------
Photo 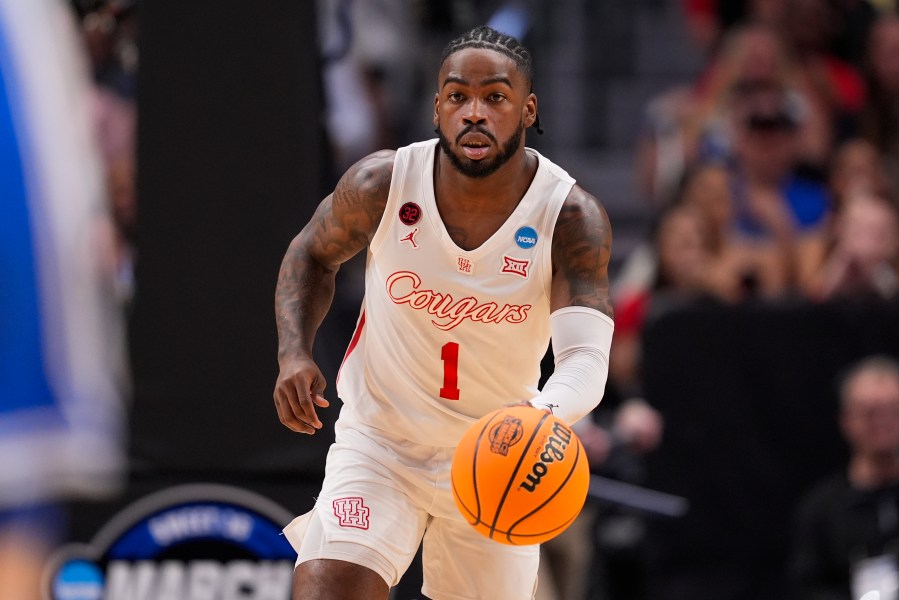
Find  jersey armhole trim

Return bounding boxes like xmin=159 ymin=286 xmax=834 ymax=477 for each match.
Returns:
xmin=369 ymin=150 xmax=405 ymax=255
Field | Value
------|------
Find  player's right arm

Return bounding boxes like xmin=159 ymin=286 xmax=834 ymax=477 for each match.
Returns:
xmin=273 ymin=150 xmax=395 ymax=434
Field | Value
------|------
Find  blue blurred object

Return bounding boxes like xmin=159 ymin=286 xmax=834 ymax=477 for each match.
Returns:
xmin=487 ymin=0 xmax=533 ymax=41
xmin=0 ymin=0 xmax=128 ymax=513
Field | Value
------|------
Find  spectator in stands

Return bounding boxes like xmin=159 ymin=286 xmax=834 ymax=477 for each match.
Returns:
xmin=725 ymin=80 xmax=832 ymax=297
xmin=828 ymin=137 xmax=891 ymax=213
xmin=102 ymin=156 xmax=137 ymax=304
xmin=610 ymin=199 xmax=726 ymax=407
xmin=678 ymin=161 xmax=779 ymax=302
xmin=780 ymin=0 xmax=868 ymax=150
xmin=858 ymin=12 xmax=899 ymax=192
xmin=678 ymin=162 xmax=735 ymax=256
xmin=804 ymin=191 xmax=899 ymax=301
xmin=634 ymin=20 xmax=832 ymax=208
xmin=788 ymin=355 xmax=899 ymax=600
xmin=694 ymin=21 xmax=835 ymax=172
xmin=78 ymin=1 xmax=138 ymax=305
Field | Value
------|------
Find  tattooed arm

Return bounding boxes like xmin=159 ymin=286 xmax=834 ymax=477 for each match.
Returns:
xmin=273 ymin=150 xmax=395 ymax=434
xmin=531 ymin=185 xmax=615 ymax=425
xmin=550 ymin=185 xmax=614 ymax=317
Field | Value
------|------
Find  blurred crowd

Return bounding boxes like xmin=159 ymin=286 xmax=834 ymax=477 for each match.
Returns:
xmin=615 ymin=2 xmax=899 ymax=599
xmin=75 ymin=0 xmax=139 ymax=307
xmin=624 ymin=0 xmax=899 ymax=318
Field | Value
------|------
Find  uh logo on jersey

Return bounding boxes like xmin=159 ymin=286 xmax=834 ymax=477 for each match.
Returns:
xmin=45 ymin=484 xmax=297 ymax=600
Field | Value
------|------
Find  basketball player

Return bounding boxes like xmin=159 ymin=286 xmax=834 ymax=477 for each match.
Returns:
xmin=273 ymin=26 xmax=614 ymax=600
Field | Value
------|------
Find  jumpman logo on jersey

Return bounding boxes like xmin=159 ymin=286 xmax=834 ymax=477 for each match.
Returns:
xmin=400 ymin=228 xmax=419 ymax=249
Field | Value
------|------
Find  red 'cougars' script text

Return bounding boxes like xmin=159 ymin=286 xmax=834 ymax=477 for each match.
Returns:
xmin=386 ymin=271 xmax=530 ymax=331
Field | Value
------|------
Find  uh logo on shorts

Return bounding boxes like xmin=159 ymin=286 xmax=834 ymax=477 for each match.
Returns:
xmin=333 ymin=497 xmax=371 ymax=530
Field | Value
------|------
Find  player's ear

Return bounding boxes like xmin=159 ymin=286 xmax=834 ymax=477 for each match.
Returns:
xmin=523 ymin=93 xmax=537 ymax=128
xmin=433 ymin=94 xmax=440 ymax=126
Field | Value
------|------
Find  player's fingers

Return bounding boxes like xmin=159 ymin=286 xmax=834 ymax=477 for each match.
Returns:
xmin=293 ymin=385 xmax=323 ymax=431
xmin=273 ymin=392 xmax=302 ymax=433
xmin=275 ymin=391 xmax=306 ymax=433
xmin=313 ymin=394 xmax=330 ymax=408
xmin=275 ymin=385 xmax=316 ymax=434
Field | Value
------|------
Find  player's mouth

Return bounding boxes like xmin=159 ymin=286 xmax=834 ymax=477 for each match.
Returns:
xmin=460 ymin=135 xmax=492 ymax=160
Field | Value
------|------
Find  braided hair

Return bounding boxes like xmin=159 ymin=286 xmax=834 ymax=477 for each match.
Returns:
xmin=439 ymin=26 xmax=544 ymax=134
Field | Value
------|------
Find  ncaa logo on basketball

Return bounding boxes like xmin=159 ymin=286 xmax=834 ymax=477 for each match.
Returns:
xmin=514 ymin=226 xmax=538 ymax=249
xmin=44 ymin=484 xmax=296 ymax=600
xmin=488 ymin=415 xmax=524 ymax=456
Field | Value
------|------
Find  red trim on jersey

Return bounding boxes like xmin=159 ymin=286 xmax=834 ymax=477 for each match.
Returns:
xmin=336 ymin=310 xmax=366 ymax=384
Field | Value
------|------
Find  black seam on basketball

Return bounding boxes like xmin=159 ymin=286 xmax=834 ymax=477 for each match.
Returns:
xmin=488 ymin=512 xmax=580 ymax=543
xmin=489 ymin=410 xmax=551 ymax=539
xmin=504 ymin=436 xmax=585 ymax=543
xmin=501 ymin=513 xmax=579 ymax=543
xmin=467 ymin=409 xmax=504 ymax=526
xmin=451 ymin=478 xmax=480 ymax=523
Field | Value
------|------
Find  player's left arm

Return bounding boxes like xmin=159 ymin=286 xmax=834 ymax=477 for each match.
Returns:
xmin=533 ymin=185 xmax=615 ymax=425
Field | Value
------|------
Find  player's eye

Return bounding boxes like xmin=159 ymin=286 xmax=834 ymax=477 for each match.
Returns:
xmin=447 ymin=92 xmax=464 ymax=102
xmin=488 ymin=93 xmax=506 ymax=102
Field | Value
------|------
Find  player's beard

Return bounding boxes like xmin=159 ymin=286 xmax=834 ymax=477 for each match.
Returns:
xmin=436 ymin=119 xmax=524 ymax=179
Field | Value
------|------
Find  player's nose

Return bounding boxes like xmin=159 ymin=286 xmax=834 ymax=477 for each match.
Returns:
xmin=462 ymin=98 xmax=487 ymax=125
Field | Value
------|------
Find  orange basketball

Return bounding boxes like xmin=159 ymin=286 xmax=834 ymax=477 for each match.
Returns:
xmin=451 ymin=404 xmax=590 ymax=545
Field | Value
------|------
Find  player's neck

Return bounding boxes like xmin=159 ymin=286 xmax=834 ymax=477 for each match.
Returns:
xmin=434 ymin=148 xmax=536 ymax=212
xmin=433 ymin=149 xmax=537 ymax=251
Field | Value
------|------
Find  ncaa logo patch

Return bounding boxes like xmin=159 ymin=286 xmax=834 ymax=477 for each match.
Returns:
xmin=514 ymin=226 xmax=538 ymax=249
xmin=399 ymin=202 xmax=421 ymax=225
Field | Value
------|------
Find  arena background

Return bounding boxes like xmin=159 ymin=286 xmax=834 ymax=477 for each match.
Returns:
xmin=60 ymin=1 xmax=899 ymax=599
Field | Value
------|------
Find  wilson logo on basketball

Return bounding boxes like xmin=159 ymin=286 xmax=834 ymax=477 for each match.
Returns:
xmin=488 ymin=415 xmax=524 ymax=456
xmin=519 ymin=421 xmax=573 ymax=492
xmin=386 ymin=271 xmax=530 ymax=331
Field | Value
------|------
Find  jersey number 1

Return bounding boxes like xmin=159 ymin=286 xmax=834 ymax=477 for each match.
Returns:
xmin=440 ymin=342 xmax=460 ymax=400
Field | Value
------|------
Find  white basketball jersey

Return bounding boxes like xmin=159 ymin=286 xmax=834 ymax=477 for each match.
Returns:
xmin=335 ymin=139 xmax=575 ymax=446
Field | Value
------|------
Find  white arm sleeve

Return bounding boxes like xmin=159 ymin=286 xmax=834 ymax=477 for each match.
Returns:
xmin=531 ymin=306 xmax=614 ymax=425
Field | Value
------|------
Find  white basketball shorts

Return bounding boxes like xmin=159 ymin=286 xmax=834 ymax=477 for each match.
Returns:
xmin=283 ymin=423 xmax=540 ymax=600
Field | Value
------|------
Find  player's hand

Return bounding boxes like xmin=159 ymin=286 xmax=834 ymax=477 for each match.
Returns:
xmin=502 ymin=400 xmax=555 ymax=415
xmin=274 ymin=357 xmax=331 ymax=434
